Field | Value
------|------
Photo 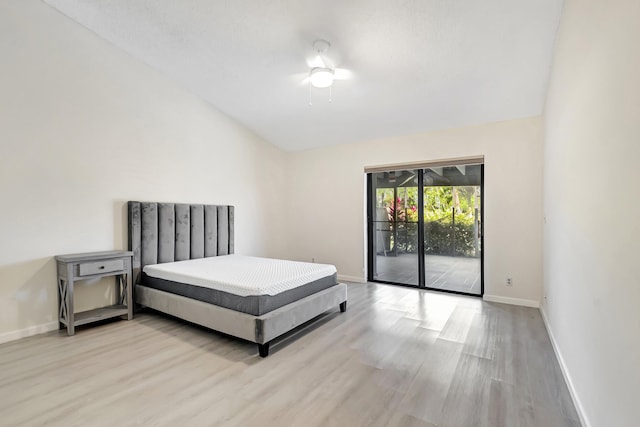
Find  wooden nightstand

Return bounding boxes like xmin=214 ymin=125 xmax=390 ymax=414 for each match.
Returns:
xmin=55 ymin=250 xmax=133 ymax=336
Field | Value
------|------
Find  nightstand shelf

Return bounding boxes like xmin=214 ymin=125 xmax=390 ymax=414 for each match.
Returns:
xmin=60 ymin=305 xmax=129 ymax=327
xmin=55 ymin=250 xmax=133 ymax=335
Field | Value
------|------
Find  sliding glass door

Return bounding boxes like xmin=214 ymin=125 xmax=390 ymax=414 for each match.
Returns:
xmin=423 ymin=165 xmax=482 ymax=295
xmin=369 ymin=169 xmax=420 ymax=286
xmin=367 ymin=162 xmax=483 ymax=296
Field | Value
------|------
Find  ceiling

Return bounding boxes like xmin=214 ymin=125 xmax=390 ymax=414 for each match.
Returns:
xmin=44 ymin=0 xmax=564 ymax=152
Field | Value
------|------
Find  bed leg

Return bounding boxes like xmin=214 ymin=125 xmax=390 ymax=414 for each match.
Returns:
xmin=258 ymin=343 xmax=270 ymax=358
xmin=340 ymin=301 xmax=347 ymax=312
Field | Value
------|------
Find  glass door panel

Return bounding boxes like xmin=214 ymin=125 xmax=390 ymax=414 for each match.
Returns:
xmin=369 ymin=170 xmax=419 ymax=286
xmin=423 ymin=165 xmax=482 ymax=295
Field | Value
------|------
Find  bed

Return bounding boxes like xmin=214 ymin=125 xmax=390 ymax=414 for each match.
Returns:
xmin=127 ymin=201 xmax=347 ymax=357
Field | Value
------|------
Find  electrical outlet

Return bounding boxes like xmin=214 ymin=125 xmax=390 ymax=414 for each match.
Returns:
xmin=506 ymin=277 xmax=513 ymax=286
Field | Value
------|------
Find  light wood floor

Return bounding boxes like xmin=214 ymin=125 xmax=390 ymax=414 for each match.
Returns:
xmin=0 ymin=283 xmax=580 ymax=427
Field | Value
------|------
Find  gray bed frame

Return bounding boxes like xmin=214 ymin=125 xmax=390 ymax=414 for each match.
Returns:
xmin=127 ymin=201 xmax=347 ymax=357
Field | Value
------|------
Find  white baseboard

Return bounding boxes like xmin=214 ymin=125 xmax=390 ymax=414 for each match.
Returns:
xmin=540 ymin=306 xmax=591 ymax=427
xmin=338 ymin=274 xmax=367 ymax=284
xmin=0 ymin=321 xmax=59 ymax=345
xmin=482 ymin=294 xmax=540 ymax=308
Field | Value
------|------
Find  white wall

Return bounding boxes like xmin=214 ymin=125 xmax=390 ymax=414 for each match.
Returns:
xmin=0 ymin=0 xmax=287 ymax=342
xmin=286 ymin=117 xmax=544 ymax=305
xmin=542 ymin=0 xmax=640 ymax=426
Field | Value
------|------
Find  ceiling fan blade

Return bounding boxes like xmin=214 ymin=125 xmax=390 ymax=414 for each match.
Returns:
xmin=307 ymin=54 xmax=328 ymax=69
xmin=316 ymin=54 xmax=327 ymax=68
xmin=290 ymin=72 xmax=311 ymax=86
xmin=334 ymin=68 xmax=353 ymax=80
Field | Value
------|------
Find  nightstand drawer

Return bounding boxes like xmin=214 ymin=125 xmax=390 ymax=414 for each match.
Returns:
xmin=79 ymin=259 xmax=124 ymax=276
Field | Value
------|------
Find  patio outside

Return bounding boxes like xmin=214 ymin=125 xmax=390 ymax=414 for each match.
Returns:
xmin=374 ymin=254 xmax=481 ymax=294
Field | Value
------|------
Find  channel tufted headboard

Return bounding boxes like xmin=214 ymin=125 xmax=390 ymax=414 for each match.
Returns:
xmin=127 ymin=201 xmax=234 ymax=284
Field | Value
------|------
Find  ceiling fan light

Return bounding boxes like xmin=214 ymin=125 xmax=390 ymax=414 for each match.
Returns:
xmin=310 ymin=67 xmax=334 ymax=88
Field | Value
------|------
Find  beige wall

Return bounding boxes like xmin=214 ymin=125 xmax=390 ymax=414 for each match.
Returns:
xmin=0 ymin=1 xmax=287 ymax=342
xmin=286 ymin=116 xmax=544 ymax=306
xmin=542 ymin=0 xmax=640 ymax=426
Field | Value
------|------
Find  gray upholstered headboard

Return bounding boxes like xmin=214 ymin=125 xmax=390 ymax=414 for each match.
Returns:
xmin=128 ymin=201 xmax=234 ymax=283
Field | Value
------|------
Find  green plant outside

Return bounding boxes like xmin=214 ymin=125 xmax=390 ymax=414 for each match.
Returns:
xmin=376 ymin=186 xmax=481 ymax=257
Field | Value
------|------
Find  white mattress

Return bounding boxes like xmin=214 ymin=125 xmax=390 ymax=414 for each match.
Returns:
xmin=142 ymin=255 xmax=337 ymax=297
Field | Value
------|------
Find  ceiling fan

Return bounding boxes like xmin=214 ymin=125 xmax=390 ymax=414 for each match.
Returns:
xmin=303 ymin=39 xmax=352 ymax=104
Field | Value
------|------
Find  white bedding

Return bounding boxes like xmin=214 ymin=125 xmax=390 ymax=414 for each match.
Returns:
xmin=142 ymin=255 xmax=337 ymax=297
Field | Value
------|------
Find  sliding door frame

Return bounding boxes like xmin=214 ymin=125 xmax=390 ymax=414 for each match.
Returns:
xmin=366 ymin=164 xmax=484 ymax=297
xmin=417 ymin=170 xmax=426 ymax=288
xmin=366 ymin=173 xmax=374 ymax=284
